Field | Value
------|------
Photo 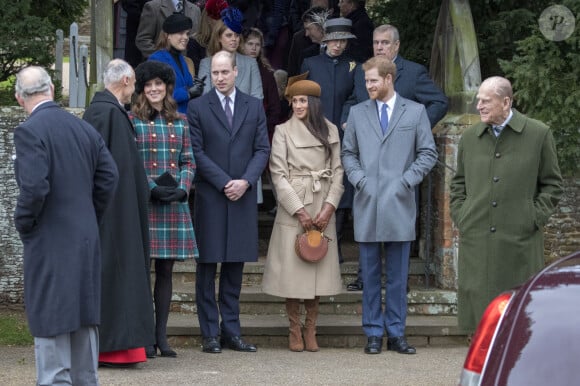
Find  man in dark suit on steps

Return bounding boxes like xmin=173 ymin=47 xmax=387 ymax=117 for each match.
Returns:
xmin=187 ymin=51 xmax=270 ymax=354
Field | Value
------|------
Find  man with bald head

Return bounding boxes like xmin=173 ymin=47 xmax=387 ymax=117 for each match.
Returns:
xmin=187 ymin=51 xmax=270 ymax=354
xmin=450 ymin=76 xmax=563 ymax=333
xmin=13 ymin=66 xmax=118 ymax=384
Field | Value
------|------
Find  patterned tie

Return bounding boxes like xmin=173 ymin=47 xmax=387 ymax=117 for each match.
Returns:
xmin=224 ymin=96 xmax=233 ymax=128
xmin=176 ymin=0 xmax=184 ymax=13
xmin=380 ymin=103 xmax=389 ymax=135
xmin=493 ymin=125 xmax=503 ymax=137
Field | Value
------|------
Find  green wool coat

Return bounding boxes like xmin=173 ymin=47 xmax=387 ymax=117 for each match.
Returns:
xmin=450 ymin=109 xmax=563 ymax=333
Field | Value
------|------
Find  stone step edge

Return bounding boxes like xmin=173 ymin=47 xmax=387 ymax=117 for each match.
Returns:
xmin=167 ymin=313 xmax=462 ymax=337
xmin=169 ymin=285 xmax=457 ymax=305
xmin=168 ymin=258 xmax=434 ymax=275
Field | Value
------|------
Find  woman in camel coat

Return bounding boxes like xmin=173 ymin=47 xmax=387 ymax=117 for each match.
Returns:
xmin=262 ymin=77 xmax=344 ymax=352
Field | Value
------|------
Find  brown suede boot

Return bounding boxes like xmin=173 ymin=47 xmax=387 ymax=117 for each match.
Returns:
xmin=303 ymin=297 xmax=320 ymax=352
xmin=286 ymin=298 xmax=304 ymax=352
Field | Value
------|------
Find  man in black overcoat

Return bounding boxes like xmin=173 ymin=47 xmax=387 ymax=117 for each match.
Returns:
xmin=83 ymin=59 xmax=156 ymax=360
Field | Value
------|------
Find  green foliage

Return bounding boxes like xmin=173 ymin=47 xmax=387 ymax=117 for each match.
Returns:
xmin=367 ymin=0 xmax=441 ymax=67
xmin=499 ymin=1 xmax=580 ymax=175
xmin=0 ymin=2 xmax=55 ymax=83
xmin=0 ymin=313 xmax=33 ymax=346
xmin=31 ymin=0 xmax=89 ymax=32
xmin=0 ymin=0 xmax=87 ymax=84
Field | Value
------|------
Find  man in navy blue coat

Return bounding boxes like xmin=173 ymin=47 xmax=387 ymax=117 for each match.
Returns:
xmin=187 ymin=51 xmax=270 ymax=354
xmin=13 ymin=66 xmax=118 ymax=385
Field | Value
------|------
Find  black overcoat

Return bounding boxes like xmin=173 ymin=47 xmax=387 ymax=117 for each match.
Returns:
xmin=14 ymin=102 xmax=118 ymax=337
xmin=83 ymin=90 xmax=155 ymax=352
xmin=187 ymin=89 xmax=270 ymax=263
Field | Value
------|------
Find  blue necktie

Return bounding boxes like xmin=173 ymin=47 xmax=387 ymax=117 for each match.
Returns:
xmin=493 ymin=125 xmax=503 ymax=137
xmin=380 ymin=103 xmax=388 ymax=135
xmin=224 ymin=96 xmax=233 ymax=128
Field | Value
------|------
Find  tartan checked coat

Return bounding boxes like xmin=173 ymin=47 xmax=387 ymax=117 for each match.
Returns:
xmin=131 ymin=112 xmax=198 ymax=260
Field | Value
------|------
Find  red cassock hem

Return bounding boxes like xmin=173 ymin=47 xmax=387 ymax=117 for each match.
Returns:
xmin=99 ymin=347 xmax=147 ymax=364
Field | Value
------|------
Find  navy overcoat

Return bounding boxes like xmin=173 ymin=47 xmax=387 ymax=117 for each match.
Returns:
xmin=187 ymin=89 xmax=270 ymax=263
xmin=14 ymin=101 xmax=118 ymax=337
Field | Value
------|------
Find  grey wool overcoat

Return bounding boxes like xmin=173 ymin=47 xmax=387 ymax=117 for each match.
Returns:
xmin=262 ymin=115 xmax=344 ymax=299
xmin=341 ymin=95 xmax=437 ymax=242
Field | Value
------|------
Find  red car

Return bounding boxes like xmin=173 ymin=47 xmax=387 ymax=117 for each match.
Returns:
xmin=459 ymin=250 xmax=580 ymax=386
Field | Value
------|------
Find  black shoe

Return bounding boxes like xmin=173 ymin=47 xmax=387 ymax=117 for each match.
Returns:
xmin=158 ymin=346 xmax=177 ymax=357
xmin=387 ymin=336 xmax=416 ymax=354
xmin=364 ymin=336 xmax=382 ymax=354
xmin=145 ymin=345 xmax=157 ymax=359
xmin=220 ymin=336 xmax=257 ymax=352
xmin=347 ymin=280 xmax=363 ymax=291
xmin=201 ymin=337 xmax=222 ymax=353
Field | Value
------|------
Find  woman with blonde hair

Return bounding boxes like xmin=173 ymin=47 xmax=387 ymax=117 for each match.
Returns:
xmin=197 ymin=6 xmax=263 ymax=99
xmin=262 ymin=75 xmax=344 ymax=352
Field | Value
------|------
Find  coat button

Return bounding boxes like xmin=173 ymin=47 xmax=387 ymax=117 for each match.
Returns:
xmin=153 ymin=162 xmax=157 ymax=167
xmin=152 ymin=149 xmax=157 ymax=153
xmin=492 ymin=201 xmax=497 ymax=207
xmin=171 ymin=149 xmax=176 ymax=153
xmin=493 ymin=176 xmax=499 ymax=182
xmin=495 ymin=152 xmax=501 ymax=158
xmin=170 ymin=134 xmax=175 ymax=138
xmin=490 ymin=226 xmax=496 ymax=232
xmin=152 ymin=133 xmax=156 ymax=138
xmin=170 ymin=163 xmax=176 ymax=168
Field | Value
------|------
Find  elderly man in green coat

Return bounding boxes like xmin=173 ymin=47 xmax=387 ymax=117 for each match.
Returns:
xmin=450 ymin=76 xmax=563 ymax=333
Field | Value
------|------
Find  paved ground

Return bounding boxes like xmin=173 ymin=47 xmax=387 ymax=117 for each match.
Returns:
xmin=0 ymin=345 xmax=468 ymax=385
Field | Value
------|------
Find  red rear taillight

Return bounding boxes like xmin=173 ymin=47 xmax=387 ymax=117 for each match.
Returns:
xmin=464 ymin=292 xmax=512 ymax=374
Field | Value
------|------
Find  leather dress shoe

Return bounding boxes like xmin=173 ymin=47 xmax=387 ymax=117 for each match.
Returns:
xmin=220 ymin=336 xmax=257 ymax=352
xmin=347 ymin=280 xmax=363 ymax=291
xmin=364 ymin=336 xmax=382 ymax=354
xmin=201 ymin=337 xmax=222 ymax=353
xmin=158 ymin=346 xmax=177 ymax=358
xmin=387 ymin=336 xmax=416 ymax=354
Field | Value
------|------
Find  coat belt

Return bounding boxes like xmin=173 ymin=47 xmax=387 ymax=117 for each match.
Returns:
xmin=289 ymin=169 xmax=333 ymax=205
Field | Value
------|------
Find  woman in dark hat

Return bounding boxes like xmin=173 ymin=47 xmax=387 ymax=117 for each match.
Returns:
xmin=131 ymin=60 xmax=198 ymax=358
xmin=262 ymin=75 xmax=344 ymax=353
xmin=197 ymin=6 xmax=263 ymax=99
xmin=301 ymin=17 xmax=359 ymax=264
xmin=149 ymin=13 xmax=201 ymax=114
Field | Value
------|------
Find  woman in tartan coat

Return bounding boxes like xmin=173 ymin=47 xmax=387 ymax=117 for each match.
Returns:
xmin=131 ymin=61 xmax=198 ymax=358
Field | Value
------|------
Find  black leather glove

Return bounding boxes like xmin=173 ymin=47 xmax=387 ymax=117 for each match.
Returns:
xmin=165 ymin=188 xmax=187 ymax=202
xmin=151 ymin=186 xmax=176 ymax=201
xmin=188 ymin=76 xmax=206 ymax=99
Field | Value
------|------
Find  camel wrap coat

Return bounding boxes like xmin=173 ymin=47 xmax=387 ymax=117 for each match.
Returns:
xmin=262 ymin=115 xmax=344 ymax=299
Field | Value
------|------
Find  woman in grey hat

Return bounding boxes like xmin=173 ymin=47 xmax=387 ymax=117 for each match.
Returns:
xmin=300 ymin=17 xmax=359 ymax=265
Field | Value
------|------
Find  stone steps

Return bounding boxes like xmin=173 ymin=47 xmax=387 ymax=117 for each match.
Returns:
xmin=168 ymin=257 xmax=437 ymax=288
xmin=169 ymin=282 xmax=457 ymax=317
xmin=167 ymin=313 xmax=464 ymax=349
xmin=163 ymin=206 xmax=461 ymax=348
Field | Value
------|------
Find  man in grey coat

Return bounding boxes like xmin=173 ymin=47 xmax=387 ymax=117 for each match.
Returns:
xmin=342 ymin=56 xmax=437 ymax=355
xmin=13 ymin=66 xmax=118 ymax=384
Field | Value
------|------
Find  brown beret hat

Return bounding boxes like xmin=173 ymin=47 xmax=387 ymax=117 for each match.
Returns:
xmin=284 ymin=72 xmax=321 ymax=102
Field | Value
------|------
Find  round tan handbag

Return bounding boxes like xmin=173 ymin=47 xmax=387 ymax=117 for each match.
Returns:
xmin=294 ymin=229 xmax=331 ymax=263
